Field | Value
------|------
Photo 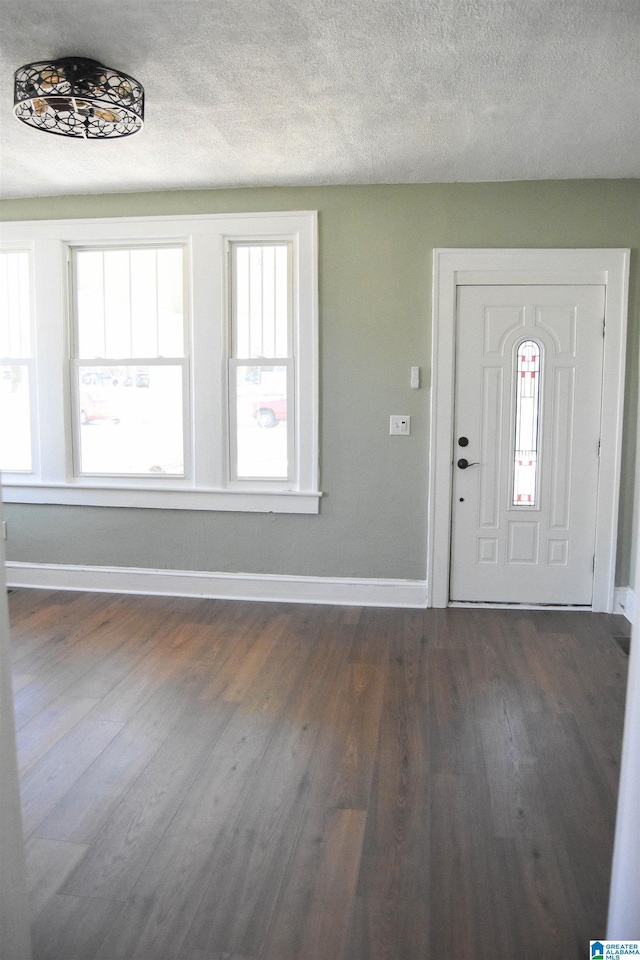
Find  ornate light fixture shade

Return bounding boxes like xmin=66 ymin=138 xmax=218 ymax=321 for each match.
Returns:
xmin=13 ymin=57 xmax=144 ymax=139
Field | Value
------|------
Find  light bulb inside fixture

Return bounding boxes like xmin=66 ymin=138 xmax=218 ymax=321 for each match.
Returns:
xmin=39 ymin=68 xmax=63 ymax=90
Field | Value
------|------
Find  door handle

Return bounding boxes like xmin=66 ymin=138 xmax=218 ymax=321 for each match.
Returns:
xmin=457 ymin=458 xmax=479 ymax=469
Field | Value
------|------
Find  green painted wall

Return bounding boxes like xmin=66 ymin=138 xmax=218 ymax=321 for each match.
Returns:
xmin=2 ymin=180 xmax=639 ymax=585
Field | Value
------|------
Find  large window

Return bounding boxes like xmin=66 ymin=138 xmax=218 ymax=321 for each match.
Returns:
xmin=71 ymin=245 xmax=187 ymax=477
xmin=0 ymin=213 xmax=319 ymax=513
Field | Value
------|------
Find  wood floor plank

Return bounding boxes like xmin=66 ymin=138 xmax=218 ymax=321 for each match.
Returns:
xmin=60 ymin=698 xmax=237 ymax=900
xmin=30 ymin=893 xmax=124 ymax=960
xmin=467 ymin=630 xmax=536 ymax=762
xmin=11 ymin=595 xmax=160 ymax=728
xmin=356 ymin=654 xmax=430 ymax=902
xmin=212 ymin=632 xmax=313 ymax=761
xmin=508 ymin=617 xmax=570 ymax=716
xmin=182 ymin=630 xmax=349 ymax=958
xmin=25 ymin=836 xmax=89 ymax=920
xmin=84 ymin=642 xmax=194 ymax=726
xmin=346 ymin=897 xmax=406 ymax=960
xmin=187 ymin=624 xmax=285 ymax=707
xmin=308 ymin=808 xmax=367 ymax=903
xmin=20 ymin=717 xmax=126 ymax=837
xmin=466 ymin=635 xmax=551 ymax=840
xmin=86 ymin=619 xmax=231 ymax=724
xmin=180 ymin=741 xmax=316 ymax=957
xmin=537 ymin=622 xmax=628 ymax=797
xmin=424 ymin=606 xmax=486 ymax=650
xmin=311 ymin=661 xmax=387 ymax=811
xmin=292 ymin=895 xmax=357 ymax=960
xmin=524 ymin=709 xmax=617 ymax=929
xmin=61 ymin=629 xmax=166 ymax=701
xmin=12 ymin=670 xmax=37 ymax=693
xmin=12 ymin=593 xmax=142 ymax=678
xmin=33 ymin=644 xmax=216 ymax=843
xmin=176 ymin=951 xmax=256 ymax=960
xmin=569 ymin=689 xmax=626 ymax=799
xmin=221 ymin=614 xmax=290 ymax=702
xmin=17 ymin=694 xmax=100 ymax=777
xmin=490 ymin=835 xmax=589 ymax=960
xmin=427 ymin=771 xmax=500 ymax=960
xmin=13 ymin=655 xmax=110 ymax=731
xmin=263 ymin=807 xmax=367 ymax=960
xmin=426 ymin=648 xmax=485 ymax=775
xmin=93 ymin=754 xmax=259 ymax=960
xmin=9 ymin=592 xmax=102 ymax=662
xmin=348 ymin=606 xmax=399 ymax=665
xmin=481 ymin=751 xmax=552 ymax=841
xmin=396 ymin=898 xmax=431 ymax=960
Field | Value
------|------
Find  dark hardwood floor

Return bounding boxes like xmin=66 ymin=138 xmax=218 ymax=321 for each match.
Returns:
xmin=8 ymin=589 xmax=630 ymax=960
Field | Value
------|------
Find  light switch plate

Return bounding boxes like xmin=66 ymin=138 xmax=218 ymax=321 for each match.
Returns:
xmin=390 ymin=415 xmax=411 ymax=435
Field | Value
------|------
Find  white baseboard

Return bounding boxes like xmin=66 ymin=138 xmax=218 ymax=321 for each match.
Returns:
xmin=5 ymin=561 xmax=428 ymax=609
xmin=614 ymin=586 xmax=635 ymax=624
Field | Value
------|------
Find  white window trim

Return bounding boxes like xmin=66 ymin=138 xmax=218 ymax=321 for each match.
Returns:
xmin=428 ymin=248 xmax=630 ymax=613
xmin=0 ymin=212 xmax=321 ymax=514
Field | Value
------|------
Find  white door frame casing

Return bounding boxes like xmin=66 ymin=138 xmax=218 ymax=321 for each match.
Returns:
xmin=428 ymin=249 xmax=630 ymax=611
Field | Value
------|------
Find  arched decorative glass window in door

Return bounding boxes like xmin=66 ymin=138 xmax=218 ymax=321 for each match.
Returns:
xmin=513 ymin=340 xmax=541 ymax=506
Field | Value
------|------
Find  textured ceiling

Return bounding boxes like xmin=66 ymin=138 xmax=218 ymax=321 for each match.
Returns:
xmin=0 ymin=0 xmax=639 ymax=199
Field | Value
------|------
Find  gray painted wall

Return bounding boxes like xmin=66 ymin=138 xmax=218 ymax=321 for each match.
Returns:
xmin=2 ymin=180 xmax=639 ymax=585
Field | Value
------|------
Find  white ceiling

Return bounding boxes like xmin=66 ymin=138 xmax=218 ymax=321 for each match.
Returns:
xmin=0 ymin=0 xmax=639 ymax=199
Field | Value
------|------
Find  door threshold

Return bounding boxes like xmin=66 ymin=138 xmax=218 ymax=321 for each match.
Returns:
xmin=448 ymin=601 xmax=592 ymax=612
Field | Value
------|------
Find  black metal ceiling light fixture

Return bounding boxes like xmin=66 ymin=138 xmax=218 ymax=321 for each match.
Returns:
xmin=13 ymin=57 xmax=144 ymax=139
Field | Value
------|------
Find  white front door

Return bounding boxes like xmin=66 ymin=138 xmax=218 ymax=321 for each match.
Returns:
xmin=450 ymin=284 xmax=605 ymax=605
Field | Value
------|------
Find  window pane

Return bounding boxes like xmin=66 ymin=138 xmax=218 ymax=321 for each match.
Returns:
xmin=104 ymin=250 xmax=131 ymax=358
xmin=75 ymin=247 xmax=185 ymax=360
xmin=513 ymin=340 xmax=541 ymax=506
xmin=77 ymin=364 xmax=184 ymax=476
xmin=232 ymin=244 xmax=289 ymax=358
xmin=157 ymin=248 xmax=185 ymax=357
xmin=130 ymin=249 xmax=158 ymax=357
xmin=76 ymin=250 xmax=106 ymax=357
xmin=234 ymin=364 xmax=288 ymax=478
xmin=0 ymin=364 xmax=32 ymax=471
xmin=0 ymin=250 xmax=31 ymax=358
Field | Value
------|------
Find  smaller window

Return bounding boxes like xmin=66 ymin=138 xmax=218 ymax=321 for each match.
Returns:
xmin=0 ymin=250 xmax=33 ymax=472
xmin=228 ymin=242 xmax=294 ymax=482
xmin=513 ymin=340 xmax=541 ymax=506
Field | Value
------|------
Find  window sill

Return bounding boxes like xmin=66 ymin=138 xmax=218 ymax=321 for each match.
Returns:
xmin=1 ymin=483 xmax=322 ymax=514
